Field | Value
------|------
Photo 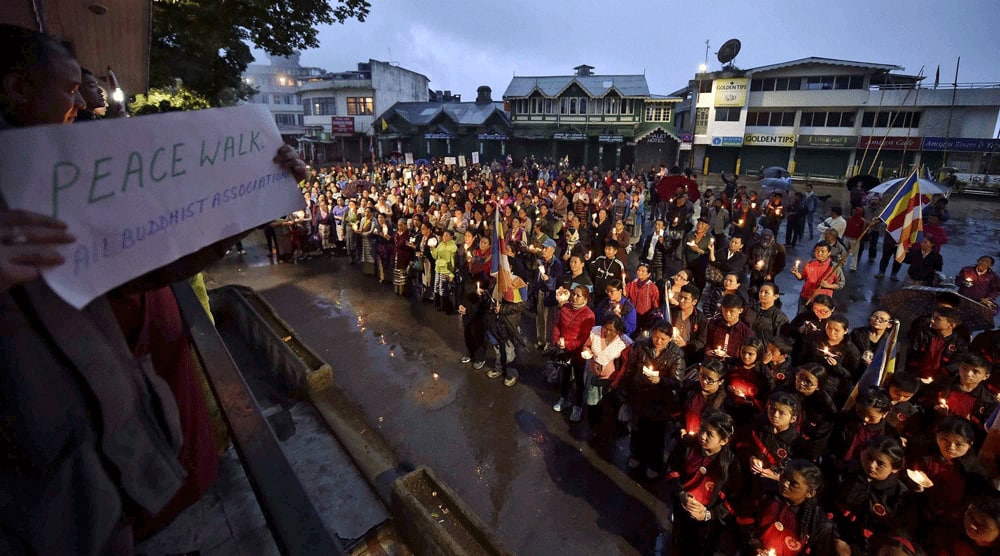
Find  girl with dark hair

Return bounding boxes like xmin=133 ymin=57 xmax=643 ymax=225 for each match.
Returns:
xmin=725 ymin=336 xmax=769 ymax=425
xmin=907 ymin=417 xmax=992 ymax=548
xmin=743 ymin=282 xmax=789 ymax=346
xmin=676 ymin=358 xmax=729 ymax=442
xmin=829 ymin=387 xmax=896 ymax=471
xmin=831 ymin=436 xmax=913 ymax=555
xmin=793 ymin=364 xmax=838 ymax=461
xmin=747 ymin=459 xmax=847 ymax=556
xmin=666 ymin=409 xmax=740 ymax=555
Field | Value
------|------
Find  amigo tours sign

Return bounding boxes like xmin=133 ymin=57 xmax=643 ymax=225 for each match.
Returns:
xmin=0 ymin=105 xmax=305 ymax=309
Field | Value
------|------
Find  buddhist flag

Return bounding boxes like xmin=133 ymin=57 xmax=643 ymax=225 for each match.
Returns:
xmin=843 ymin=322 xmax=899 ymax=411
xmin=878 ymin=169 xmax=923 ymax=262
xmin=381 ymin=118 xmax=388 ymax=131
xmin=491 ymin=205 xmax=526 ymax=303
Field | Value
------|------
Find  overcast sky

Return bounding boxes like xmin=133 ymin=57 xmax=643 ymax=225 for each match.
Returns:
xmin=254 ymin=0 xmax=999 ymax=99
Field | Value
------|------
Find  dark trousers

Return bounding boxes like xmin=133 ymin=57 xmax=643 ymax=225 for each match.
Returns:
xmin=560 ymin=357 xmax=586 ymax=406
xmin=630 ymin=416 xmax=667 ymax=472
xmin=262 ymin=226 xmax=278 ymax=254
xmin=878 ymin=233 xmax=903 ymax=275
xmin=855 ymin=230 xmax=879 ymax=261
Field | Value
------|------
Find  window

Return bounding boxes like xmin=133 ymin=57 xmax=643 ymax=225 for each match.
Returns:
xmin=580 ymin=98 xmax=588 ymax=113
xmin=699 ymin=80 xmax=713 ymax=93
xmin=273 ymin=94 xmax=282 ymax=104
xmin=714 ymin=107 xmax=741 ymax=122
xmin=620 ymin=99 xmax=634 ymax=115
xmin=259 ymin=95 xmax=269 ymax=105
xmin=346 ymin=96 xmax=374 ymax=115
xmin=746 ymin=111 xmax=794 ymax=126
xmin=805 ymin=76 xmax=835 ymax=90
xmin=861 ymin=111 xmax=921 ymax=128
xmin=545 ymin=99 xmax=554 ymax=114
xmin=306 ymin=97 xmax=336 ymax=116
xmin=560 ymin=98 xmax=569 ymax=114
xmin=645 ymin=105 xmax=673 ymax=122
xmin=605 ymin=96 xmax=619 ymax=115
xmin=274 ymin=114 xmax=298 ymax=126
xmin=695 ymin=108 xmax=709 ymax=134
xmin=750 ymin=77 xmax=801 ymax=92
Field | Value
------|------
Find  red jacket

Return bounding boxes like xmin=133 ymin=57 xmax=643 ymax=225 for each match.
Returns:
xmin=552 ymin=304 xmax=596 ymax=352
xmin=626 ymin=278 xmax=660 ymax=316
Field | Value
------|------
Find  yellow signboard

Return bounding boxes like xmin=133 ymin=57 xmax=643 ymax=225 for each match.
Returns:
xmin=714 ymin=78 xmax=748 ymax=107
xmin=743 ymin=133 xmax=796 ymax=146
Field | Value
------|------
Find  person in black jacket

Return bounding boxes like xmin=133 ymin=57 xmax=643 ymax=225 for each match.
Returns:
xmin=619 ymin=322 xmax=686 ymax=479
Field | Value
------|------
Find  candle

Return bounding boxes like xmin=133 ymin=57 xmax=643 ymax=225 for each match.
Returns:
xmin=938 ymin=397 xmax=949 ymax=410
xmin=673 ymin=217 xmax=679 ymax=226
xmin=738 ymin=218 xmax=744 ymax=226
xmin=538 ymin=262 xmax=546 ymax=275
xmin=793 ymin=259 xmax=801 ymax=272
xmin=755 ymin=259 xmax=764 ymax=270
xmin=775 ymin=207 xmax=782 ymax=215
xmin=687 ymin=241 xmax=696 ymax=247
xmin=751 ymin=202 xmax=757 ymax=209
xmin=672 ymin=327 xmax=680 ymax=340
xmin=476 ymin=282 xmax=482 ymax=295
xmin=581 ymin=348 xmax=593 ymax=360
xmin=642 ymin=365 xmax=659 ymax=377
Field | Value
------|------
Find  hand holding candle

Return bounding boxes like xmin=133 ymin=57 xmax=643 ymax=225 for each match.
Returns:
xmin=792 ymin=259 xmax=801 ymax=273
xmin=581 ymin=347 xmax=593 ymax=360
xmin=906 ymin=469 xmax=934 ymax=489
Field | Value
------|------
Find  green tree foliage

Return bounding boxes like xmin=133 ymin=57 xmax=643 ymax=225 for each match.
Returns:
xmin=151 ymin=0 xmax=371 ymax=107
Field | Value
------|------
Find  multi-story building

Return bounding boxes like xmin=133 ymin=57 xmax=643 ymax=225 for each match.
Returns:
xmin=672 ymin=57 xmax=1000 ymax=181
xmin=243 ymin=53 xmax=326 ymax=143
xmin=299 ymin=60 xmax=429 ymax=164
xmin=502 ymin=65 xmax=683 ymax=170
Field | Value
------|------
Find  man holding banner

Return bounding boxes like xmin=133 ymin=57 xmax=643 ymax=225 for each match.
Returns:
xmin=0 ymin=25 xmax=307 ymax=555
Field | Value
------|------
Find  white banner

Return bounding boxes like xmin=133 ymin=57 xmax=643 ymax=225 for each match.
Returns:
xmin=404 ymin=152 xmax=414 ymax=165
xmin=444 ymin=156 xmax=457 ymax=166
xmin=471 ymin=151 xmax=480 ymax=165
xmin=0 ymin=104 xmax=305 ymax=309
xmin=458 ymin=155 xmax=466 ymax=167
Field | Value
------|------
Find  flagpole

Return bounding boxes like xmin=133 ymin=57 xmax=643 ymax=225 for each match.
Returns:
xmin=942 ymin=57 xmax=961 ymax=168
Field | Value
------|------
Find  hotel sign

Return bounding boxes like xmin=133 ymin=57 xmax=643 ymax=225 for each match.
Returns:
xmin=554 ymin=132 xmax=587 ymax=141
xmin=714 ymin=78 xmax=748 ymax=107
xmin=743 ymin=133 xmax=795 ymax=147
xmin=798 ymin=134 xmax=858 ymax=148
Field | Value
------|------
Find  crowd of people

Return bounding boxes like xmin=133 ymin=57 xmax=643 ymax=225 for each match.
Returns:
xmin=284 ymin=154 xmax=1000 ymax=555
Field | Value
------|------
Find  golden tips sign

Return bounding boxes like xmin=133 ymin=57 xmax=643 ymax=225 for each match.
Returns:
xmin=714 ymin=78 xmax=748 ymax=108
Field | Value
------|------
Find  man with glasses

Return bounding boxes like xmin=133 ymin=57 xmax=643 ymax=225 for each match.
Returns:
xmin=905 ymin=307 xmax=969 ymax=384
xmin=848 ymin=311 xmax=894 ymax=366
xmin=595 ymin=279 xmax=637 ymax=337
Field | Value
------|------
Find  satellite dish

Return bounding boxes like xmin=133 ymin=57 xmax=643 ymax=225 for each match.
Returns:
xmin=717 ymin=38 xmax=742 ymax=65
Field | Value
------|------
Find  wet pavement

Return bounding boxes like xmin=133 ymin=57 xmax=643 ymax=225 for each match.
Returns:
xmin=202 ymin=186 xmax=1000 ymax=556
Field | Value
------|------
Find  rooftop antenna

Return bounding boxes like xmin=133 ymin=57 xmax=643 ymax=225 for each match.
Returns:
xmin=703 ymin=40 xmax=710 ymax=70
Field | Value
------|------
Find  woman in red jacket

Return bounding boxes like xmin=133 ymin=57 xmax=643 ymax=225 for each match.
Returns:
xmin=552 ymin=286 xmax=597 ymax=417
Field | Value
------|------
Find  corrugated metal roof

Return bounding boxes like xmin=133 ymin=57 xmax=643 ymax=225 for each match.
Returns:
xmin=748 ymin=57 xmax=902 ymax=75
xmin=503 ymin=75 xmax=650 ymax=98
xmin=385 ymin=101 xmax=509 ymax=126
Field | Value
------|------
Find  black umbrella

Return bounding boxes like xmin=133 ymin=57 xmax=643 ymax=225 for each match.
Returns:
xmin=879 ymin=286 xmax=996 ymax=332
xmin=761 ymin=166 xmax=790 ymax=179
xmin=846 ymin=174 xmax=881 ymax=191
xmin=341 ymin=179 xmax=375 ymax=198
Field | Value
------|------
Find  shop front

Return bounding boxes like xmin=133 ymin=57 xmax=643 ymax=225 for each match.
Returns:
xmin=706 ymin=135 xmax=742 ymax=174
xmin=740 ymin=133 xmax=794 ymax=176
xmin=855 ymin=136 xmax=921 ymax=178
xmin=795 ymin=134 xmax=857 ymax=178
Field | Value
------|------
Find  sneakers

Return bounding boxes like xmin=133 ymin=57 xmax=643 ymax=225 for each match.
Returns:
xmin=874 ymin=273 xmax=885 ymax=279
xmin=890 ymin=275 xmax=900 ymax=282
xmin=486 ymin=369 xmax=502 ymax=379
xmin=552 ymin=397 xmax=569 ymax=412
xmin=472 ymin=360 xmax=486 ymax=370
xmin=569 ymin=406 xmax=583 ymax=423
xmin=628 ymin=457 xmax=641 ymax=469
xmin=504 ymin=375 xmax=517 ymax=387
xmin=460 ymin=356 xmax=472 ymax=364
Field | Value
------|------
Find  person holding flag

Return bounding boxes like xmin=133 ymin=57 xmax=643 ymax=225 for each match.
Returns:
xmin=874 ymin=169 xmax=923 ymax=280
xmin=485 ymin=203 xmax=528 ymax=386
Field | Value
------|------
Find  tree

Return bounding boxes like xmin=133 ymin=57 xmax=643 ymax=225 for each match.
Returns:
xmin=150 ymin=0 xmax=371 ymax=107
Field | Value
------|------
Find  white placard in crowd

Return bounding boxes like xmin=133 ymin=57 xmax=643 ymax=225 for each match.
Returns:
xmin=458 ymin=155 xmax=466 ymax=167
xmin=404 ymin=152 xmax=414 ymax=165
xmin=471 ymin=152 xmax=480 ymax=165
xmin=444 ymin=156 xmax=457 ymax=166
xmin=0 ymin=104 xmax=305 ymax=309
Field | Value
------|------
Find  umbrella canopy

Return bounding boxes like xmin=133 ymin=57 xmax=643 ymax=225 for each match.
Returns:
xmin=762 ymin=166 xmax=790 ymax=179
xmin=846 ymin=174 xmax=881 ymax=191
xmin=414 ymin=158 xmax=431 ymax=167
xmin=868 ymin=176 xmax=950 ymax=198
xmin=760 ymin=177 xmax=795 ymax=194
xmin=879 ymin=286 xmax=995 ymax=332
